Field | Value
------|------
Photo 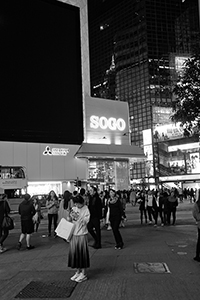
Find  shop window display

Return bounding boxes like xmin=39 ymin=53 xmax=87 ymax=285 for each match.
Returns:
xmin=88 ymin=160 xmax=129 ymax=190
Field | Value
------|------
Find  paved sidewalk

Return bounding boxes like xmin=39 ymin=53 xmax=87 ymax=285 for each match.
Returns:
xmin=0 ymin=202 xmax=200 ymax=300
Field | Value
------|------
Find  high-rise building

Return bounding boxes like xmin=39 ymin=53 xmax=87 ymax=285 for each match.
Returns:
xmin=88 ymin=0 xmax=200 ymax=181
xmin=0 ymin=0 xmax=83 ymax=145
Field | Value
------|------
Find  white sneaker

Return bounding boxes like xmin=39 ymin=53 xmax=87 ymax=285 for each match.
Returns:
xmin=70 ymin=272 xmax=80 ymax=281
xmin=75 ymin=273 xmax=87 ymax=283
xmin=0 ymin=247 xmax=7 ymax=253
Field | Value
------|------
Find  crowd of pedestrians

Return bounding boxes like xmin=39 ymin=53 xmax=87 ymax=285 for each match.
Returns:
xmin=136 ymin=188 xmax=179 ymax=227
xmin=0 ymin=185 xmax=200 ymax=281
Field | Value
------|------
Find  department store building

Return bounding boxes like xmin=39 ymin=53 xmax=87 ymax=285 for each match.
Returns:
xmin=0 ymin=96 xmax=145 ymax=195
xmin=0 ymin=0 xmax=145 ymax=196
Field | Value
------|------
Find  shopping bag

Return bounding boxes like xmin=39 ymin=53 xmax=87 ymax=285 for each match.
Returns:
xmin=55 ymin=218 xmax=75 ymax=242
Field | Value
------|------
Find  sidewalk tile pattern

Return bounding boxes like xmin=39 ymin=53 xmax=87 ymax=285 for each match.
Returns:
xmin=14 ymin=280 xmax=77 ymax=298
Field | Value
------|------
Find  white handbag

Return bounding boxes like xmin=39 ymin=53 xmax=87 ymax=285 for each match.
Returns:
xmin=55 ymin=218 xmax=75 ymax=242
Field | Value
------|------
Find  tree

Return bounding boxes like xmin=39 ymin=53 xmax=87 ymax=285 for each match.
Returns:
xmin=171 ymin=47 xmax=200 ymax=135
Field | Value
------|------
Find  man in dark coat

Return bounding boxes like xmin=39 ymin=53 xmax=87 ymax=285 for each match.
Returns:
xmin=17 ymin=193 xmax=35 ymax=250
xmin=87 ymin=186 xmax=102 ymax=249
xmin=0 ymin=194 xmax=11 ymax=253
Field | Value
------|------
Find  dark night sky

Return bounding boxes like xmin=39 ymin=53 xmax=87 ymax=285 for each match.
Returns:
xmin=0 ymin=0 xmax=83 ymax=145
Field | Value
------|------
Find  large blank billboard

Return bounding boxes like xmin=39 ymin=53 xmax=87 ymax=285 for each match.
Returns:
xmin=0 ymin=0 xmax=83 ymax=144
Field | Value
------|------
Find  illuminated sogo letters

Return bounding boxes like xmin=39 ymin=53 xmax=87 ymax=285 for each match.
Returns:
xmin=90 ymin=115 xmax=126 ymax=131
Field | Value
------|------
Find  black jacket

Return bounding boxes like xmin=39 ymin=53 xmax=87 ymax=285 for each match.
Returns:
xmin=0 ymin=200 xmax=11 ymax=226
xmin=88 ymin=192 xmax=102 ymax=219
xmin=109 ymin=198 xmax=124 ymax=221
xmin=19 ymin=200 xmax=36 ymax=221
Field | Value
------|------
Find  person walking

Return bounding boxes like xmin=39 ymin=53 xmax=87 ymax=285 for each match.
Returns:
xmin=129 ymin=188 xmax=136 ymax=206
xmin=119 ymin=190 xmax=127 ymax=227
xmin=58 ymin=190 xmax=72 ymax=223
xmin=32 ymin=197 xmax=42 ymax=232
xmin=68 ymin=195 xmax=90 ymax=282
xmin=104 ymin=191 xmax=112 ymax=230
xmin=162 ymin=191 xmax=169 ymax=225
xmin=167 ymin=190 xmax=178 ymax=225
xmin=87 ymin=186 xmax=102 ymax=249
xmin=157 ymin=191 xmax=164 ymax=226
xmin=108 ymin=189 xmax=124 ymax=250
xmin=0 ymin=194 xmax=11 ymax=253
xmin=46 ymin=190 xmax=59 ymax=237
xmin=146 ymin=190 xmax=154 ymax=224
xmin=152 ymin=191 xmax=159 ymax=227
xmin=138 ymin=190 xmax=147 ymax=225
xmin=192 ymin=190 xmax=200 ymax=262
xmin=99 ymin=191 xmax=106 ymax=229
xmin=17 ymin=193 xmax=36 ymax=250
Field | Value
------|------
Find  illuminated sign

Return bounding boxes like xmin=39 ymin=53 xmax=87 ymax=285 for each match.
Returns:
xmin=168 ymin=142 xmax=200 ymax=152
xmin=143 ymin=129 xmax=153 ymax=161
xmin=160 ymin=174 xmax=200 ymax=182
xmin=154 ymin=122 xmax=184 ymax=141
xmin=143 ymin=129 xmax=152 ymax=145
xmin=90 ymin=115 xmax=126 ymax=131
xmin=152 ymin=106 xmax=173 ymax=125
xmin=175 ymin=56 xmax=189 ymax=74
xmin=1 ymin=179 xmax=27 ymax=189
xmin=2 ymin=180 xmax=18 ymax=185
xmin=43 ymin=146 xmax=69 ymax=156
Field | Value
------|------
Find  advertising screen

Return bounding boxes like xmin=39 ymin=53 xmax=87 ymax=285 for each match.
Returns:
xmin=0 ymin=0 xmax=83 ymax=144
xmin=153 ymin=123 xmax=184 ymax=141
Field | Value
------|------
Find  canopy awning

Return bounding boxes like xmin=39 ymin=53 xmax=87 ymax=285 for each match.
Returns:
xmin=75 ymin=143 xmax=146 ymax=162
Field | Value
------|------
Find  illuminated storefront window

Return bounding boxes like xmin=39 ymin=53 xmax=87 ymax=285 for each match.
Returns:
xmin=88 ymin=160 xmax=129 ymax=190
xmin=88 ymin=160 xmax=115 ymax=183
xmin=154 ymin=139 xmax=200 ymax=176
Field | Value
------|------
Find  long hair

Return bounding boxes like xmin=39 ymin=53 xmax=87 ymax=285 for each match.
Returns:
xmin=109 ymin=189 xmax=116 ymax=198
xmin=47 ymin=190 xmax=58 ymax=201
xmin=63 ymin=190 xmax=72 ymax=209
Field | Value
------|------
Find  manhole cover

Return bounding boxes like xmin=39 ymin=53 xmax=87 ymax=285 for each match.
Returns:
xmin=15 ymin=280 xmax=77 ymax=298
xmin=133 ymin=262 xmax=171 ymax=274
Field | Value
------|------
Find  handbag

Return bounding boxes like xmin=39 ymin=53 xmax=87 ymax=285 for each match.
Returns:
xmin=2 ymin=215 xmax=14 ymax=230
xmin=2 ymin=201 xmax=14 ymax=230
xmin=55 ymin=218 xmax=75 ymax=242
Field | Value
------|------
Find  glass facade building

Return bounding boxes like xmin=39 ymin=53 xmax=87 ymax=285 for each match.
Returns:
xmin=88 ymin=0 xmax=200 ymax=181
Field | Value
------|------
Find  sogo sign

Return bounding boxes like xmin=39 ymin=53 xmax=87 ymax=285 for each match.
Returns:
xmin=90 ymin=115 xmax=126 ymax=131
